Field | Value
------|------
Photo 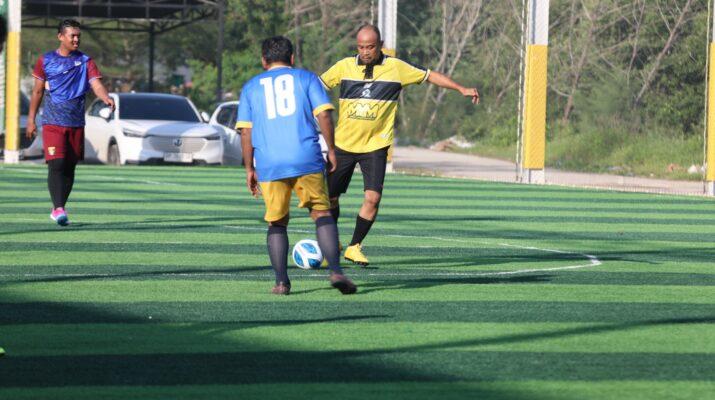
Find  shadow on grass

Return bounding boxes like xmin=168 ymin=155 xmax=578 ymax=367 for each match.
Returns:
xmin=1 ymin=294 xmax=713 ymax=391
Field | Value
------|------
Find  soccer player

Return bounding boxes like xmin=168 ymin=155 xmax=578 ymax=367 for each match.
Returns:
xmin=236 ymin=36 xmax=357 ymax=295
xmin=26 ymin=19 xmax=115 ymax=226
xmin=320 ymin=24 xmax=479 ymax=266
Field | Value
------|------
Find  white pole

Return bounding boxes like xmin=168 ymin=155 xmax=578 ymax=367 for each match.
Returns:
xmin=378 ymin=0 xmax=397 ymax=53
xmin=378 ymin=0 xmax=397 ymax=173
xmin=521 ymin=0 xmax=549 ymax=184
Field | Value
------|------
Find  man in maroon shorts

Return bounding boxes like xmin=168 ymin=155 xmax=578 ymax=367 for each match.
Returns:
xmin=26 ymin=19 xmax=114 ymax=226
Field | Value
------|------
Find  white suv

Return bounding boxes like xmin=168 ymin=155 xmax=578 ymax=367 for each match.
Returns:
xmin=85 ymin=93 xmax=225 ymax=166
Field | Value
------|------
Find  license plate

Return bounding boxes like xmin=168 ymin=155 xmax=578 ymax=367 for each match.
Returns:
xmin=164 ymin=152 xmax=193 ymax=163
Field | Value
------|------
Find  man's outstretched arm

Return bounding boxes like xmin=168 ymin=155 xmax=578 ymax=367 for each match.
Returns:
xmin=427 ymin=71 xmax=479 ymax=104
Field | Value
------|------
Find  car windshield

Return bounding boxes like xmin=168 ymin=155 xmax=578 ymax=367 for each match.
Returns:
xmin=119 ymin=96 xmax=200 ymax=122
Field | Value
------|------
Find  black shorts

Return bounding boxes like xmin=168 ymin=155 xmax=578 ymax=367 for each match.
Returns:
xmin=328 ymin=146 xmax=389 ymax=198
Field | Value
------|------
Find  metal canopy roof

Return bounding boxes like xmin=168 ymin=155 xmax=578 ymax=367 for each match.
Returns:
xmin=21 ymin=0 xmax=228 ymax=98
xmin=23 ymin=0 xmax=218 ymax=33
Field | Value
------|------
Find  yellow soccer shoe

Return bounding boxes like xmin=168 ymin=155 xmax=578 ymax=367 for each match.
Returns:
xmin=344 ymin=243 xmax=369 ymax=266
xmin=321 ymin=242 xmax=344 ymax=267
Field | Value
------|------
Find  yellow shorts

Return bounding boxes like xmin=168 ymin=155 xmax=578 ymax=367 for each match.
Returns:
xmin=259 ymin=172 xmax=330 ymax=222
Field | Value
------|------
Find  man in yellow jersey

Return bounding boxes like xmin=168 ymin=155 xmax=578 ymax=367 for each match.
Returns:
xmin=320 ymin=24 xmax=479 ymax=266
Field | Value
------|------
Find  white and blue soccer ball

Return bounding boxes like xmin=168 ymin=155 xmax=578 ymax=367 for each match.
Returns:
xmin=292 ymin=239 xmax=323 ymax=269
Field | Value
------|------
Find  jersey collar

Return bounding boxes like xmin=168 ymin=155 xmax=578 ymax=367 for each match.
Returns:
xmin=355 ymin=52 xmax=387 ymax=66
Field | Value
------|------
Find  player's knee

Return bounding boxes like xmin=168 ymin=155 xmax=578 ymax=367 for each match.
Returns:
xmin=364 ymin=191 xmax=381 ymax=208
xmin=269 ymin=215 xmax=289 ymax=227
xmin=48 ymin=158 xmax=66 ymax=172
xmin=310 ymin=209 xmax=331 ymax=221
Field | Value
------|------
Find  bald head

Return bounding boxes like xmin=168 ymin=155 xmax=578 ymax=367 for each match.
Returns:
xmin=356 ymin=24 xmax=382 ymax=65
xmin=357 ymin=24 xmax=381 ymax=42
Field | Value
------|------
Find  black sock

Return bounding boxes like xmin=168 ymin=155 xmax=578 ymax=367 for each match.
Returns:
xmin=315 ymin=216 xmax=343 ymax=275
xmin=350 ymin=215 xmax=374 ymax=246
xmin=62 ymin=161 xmax=77 ymax=206
xmin=267 ymin=225 xmax=290 ymax=285
xmin=47 ymin=159 xmax=66 ymax=209
xmin=330 ymin=206 xmax=340 ymax=224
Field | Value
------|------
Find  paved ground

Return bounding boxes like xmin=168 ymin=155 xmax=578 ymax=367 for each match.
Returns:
xmin=393 ymin=146 xmax=709 ymax=197
xmin=4 ymin=147 xmax=709 ymax=196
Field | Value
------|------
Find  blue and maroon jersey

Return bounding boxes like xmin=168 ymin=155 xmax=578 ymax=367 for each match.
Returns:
xmin=32 ymin=50 xmax=102 ymax=127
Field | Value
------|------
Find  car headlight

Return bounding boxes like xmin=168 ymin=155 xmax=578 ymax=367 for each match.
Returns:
xmin=205 ymin=134 xmax=221 ymax=140
xmin=123 ymin=128 xmax=147 ymax=138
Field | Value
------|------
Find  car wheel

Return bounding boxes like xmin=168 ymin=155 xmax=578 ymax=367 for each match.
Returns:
xmin=107 ymin=143 xmax=121 ymax=166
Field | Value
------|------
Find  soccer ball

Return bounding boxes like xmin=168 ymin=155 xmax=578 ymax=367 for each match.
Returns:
xmin=292 ymin=239 xmax=323 ymax=269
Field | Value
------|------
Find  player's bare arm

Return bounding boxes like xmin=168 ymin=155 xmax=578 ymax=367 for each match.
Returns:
xmin=427 ymin=71 xmax=480 ymax=104
xmin=240 ymin=127 xmax=259 ymax=197
xmin=90 ymin=79 xmax=115 ymax=110
xmin=316 ymin=110 xmax=337 ymax=174
xmin=26 ymin=78 xmax=45 ymax=139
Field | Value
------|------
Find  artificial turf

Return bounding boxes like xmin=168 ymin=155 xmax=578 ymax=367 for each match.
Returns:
xmin=0 ymin=164 xmax=713 ymax=399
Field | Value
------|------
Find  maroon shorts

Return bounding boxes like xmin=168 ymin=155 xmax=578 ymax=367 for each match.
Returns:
xmin=43 ymin=125 xmax=85 ymax=162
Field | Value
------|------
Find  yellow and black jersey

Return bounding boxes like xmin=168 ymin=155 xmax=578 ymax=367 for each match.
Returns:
xmin=320 ymin=54 xmax=430 ymax=153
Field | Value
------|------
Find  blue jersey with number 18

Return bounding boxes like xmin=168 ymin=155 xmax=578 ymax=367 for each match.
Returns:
xmin=236 ymin=66 xmax=335 ymax=182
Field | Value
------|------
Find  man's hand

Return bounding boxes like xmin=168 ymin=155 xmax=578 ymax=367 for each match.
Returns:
xmin=26 ymin=119 xmax=37 ymax=139
xmin=461 ymin=87 xmax=480 ymax=105
xmin=246 ymin=169 xmax=260 ymax=198
xmin=104 ymin=96 xmax=116 ymax=111
xmin=326 ymin=149 xmax=337 ymax=174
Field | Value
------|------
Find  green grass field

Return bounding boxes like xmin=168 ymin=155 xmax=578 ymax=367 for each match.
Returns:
xmin=0 ymin=164 xmax=713 ymax=399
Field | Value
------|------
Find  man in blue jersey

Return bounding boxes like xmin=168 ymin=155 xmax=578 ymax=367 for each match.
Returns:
xmin=26 ymin=19 xmax=115 ymax=226
xmin=236 ymin=36 xmax=356 ymax=295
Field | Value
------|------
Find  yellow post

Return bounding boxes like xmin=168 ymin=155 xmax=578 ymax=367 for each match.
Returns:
xmin=522 ymin=44 xmax=548 ymax=170
xmin=707 ymin=42 xmax=715 ymax=195
xmin=3 ymin=0 xmax=20 ymax=164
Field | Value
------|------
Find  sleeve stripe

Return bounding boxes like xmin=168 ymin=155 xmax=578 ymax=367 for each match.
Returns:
xmin=421 ymin=69 xmax=431 ymax=84
xmin=32 ymin=74 xmax=45 ymax=81
xmin=235 ymin=121 xmax=252 ymax=129
xmin=312 ymin=103 xmax=335 ymax=116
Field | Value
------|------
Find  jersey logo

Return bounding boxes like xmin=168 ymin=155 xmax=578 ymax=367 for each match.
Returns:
xmin=48 ymin=147 xmax=56 ymax=156
xmin=361 ymin=83 xmax=373 ymax=98
xmin=346 ymin=102 xmax=379 ymax=120
xmin=75 ymin=61 xmax=82 ymax=66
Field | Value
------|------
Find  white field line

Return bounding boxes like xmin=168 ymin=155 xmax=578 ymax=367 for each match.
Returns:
xmin=0 ymin=166 xmax=179 ymax=186
xmin=222 ymin=225 xmax=603 ymax=277
xmin=0 ymin=224 xmax=602 ymax=279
